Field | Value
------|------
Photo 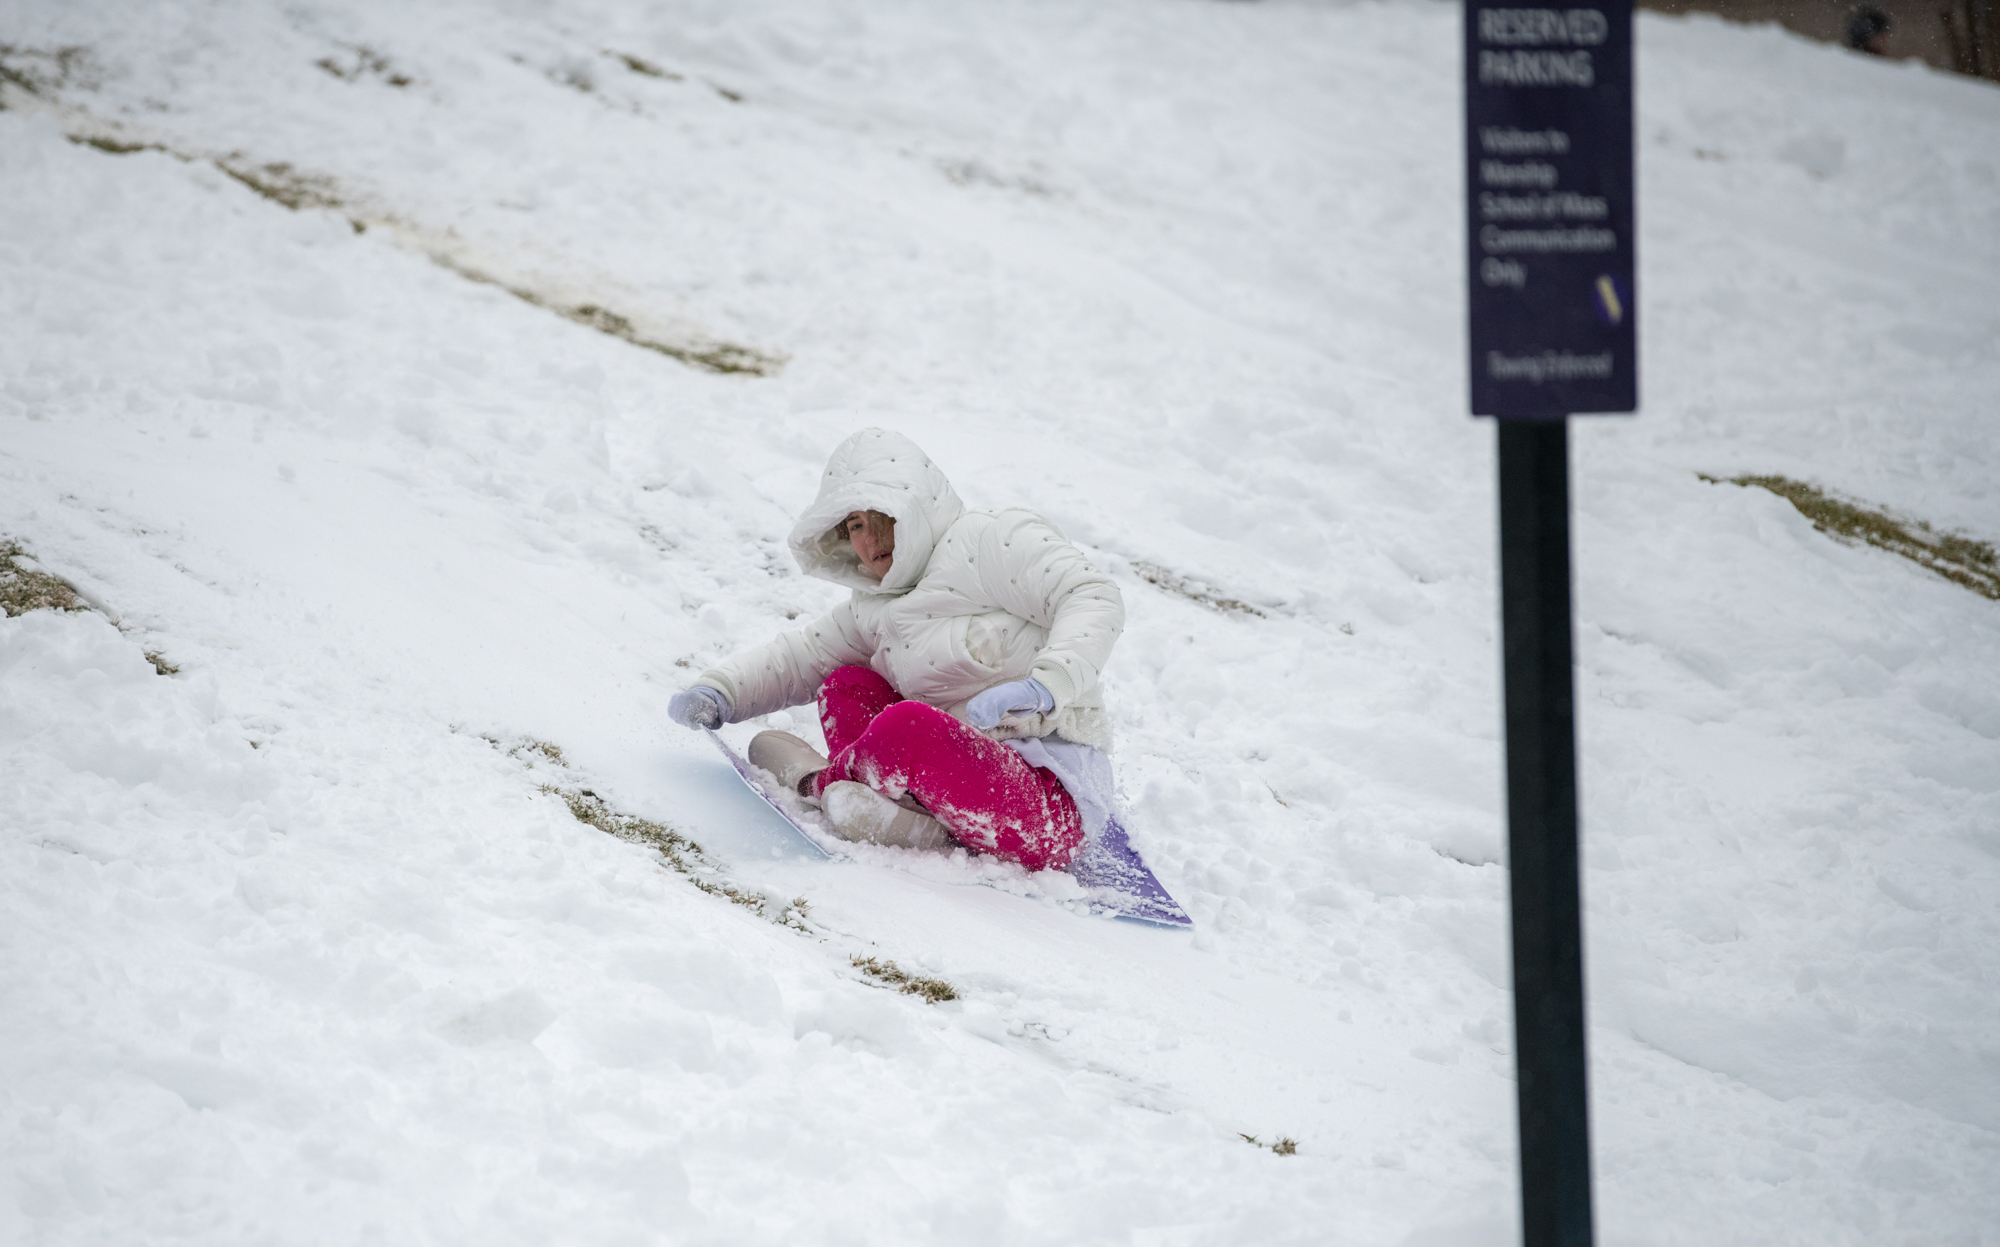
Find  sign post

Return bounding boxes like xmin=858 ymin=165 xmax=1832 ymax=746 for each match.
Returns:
xmin=1464 ymin=4 xmax=1635 ymax=1246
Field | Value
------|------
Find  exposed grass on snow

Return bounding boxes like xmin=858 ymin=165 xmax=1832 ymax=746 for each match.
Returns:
xmin=60 ymin=130 xmax=784 ymax=377
xmin=606 ymin=50 xmax=681 ymax=81
xmin=849 ymin=955 xmax=959 ymax=1004
xmin=1 ymin=538 xmax=86 ymax=617
xmin=552 ymin=785 xmax=815 ymax=931
xmin=216 ymin=156 xmax=349 ymax=214
xmin=2 ymin=539 xmax=180 ymax=675
xmin=520 ymin=738 xmax=566 ymax=767
xmin=424 ymin=250 xmax=785 ymax=376
xmin=490 ymin=736 xmax=812 ymax=930
xmin=1131 ymin=560 xmax=1267 ymax=619
xmin=567 ymin=302 xmax=777 ymax=375
xmin=1239 ymin=1133 xmax=1299 ymax=1156
xmin=76 ymin=134 xmax=163 ymax=155
xmin=62 ymin=132 xmax=357 ymax=219
xmin=314 ymin=44 xmax=413 ymax=89
xmin=478 ymin=281 xmax=780 ymax=376
xmin=1709 ymin=474 xmax=2000 ymax=601
xmin=491 ymin=738 xmax=974 ymax=995
xmin=0 ymin=43 xmax=94 ymax=101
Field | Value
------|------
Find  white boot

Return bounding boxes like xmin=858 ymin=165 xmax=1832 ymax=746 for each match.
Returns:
xmin=747 ymin=731 xmax=829 ymax=803
xmin=821 ymin=781 xmax=955 ymax=852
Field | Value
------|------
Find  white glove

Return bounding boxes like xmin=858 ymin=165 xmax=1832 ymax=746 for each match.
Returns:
xmin=669 ymin=686 xmax=730 ymax=730
xmin=968 ymin=678 xmax=1054 ymax=729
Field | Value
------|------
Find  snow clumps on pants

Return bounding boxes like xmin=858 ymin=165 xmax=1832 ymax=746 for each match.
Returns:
xmin=812 ymin=666 xmax=1084 ymax=872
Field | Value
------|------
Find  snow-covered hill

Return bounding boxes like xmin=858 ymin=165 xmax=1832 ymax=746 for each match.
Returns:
xmin=2 ymin=1 xmax=1996 ymax=1243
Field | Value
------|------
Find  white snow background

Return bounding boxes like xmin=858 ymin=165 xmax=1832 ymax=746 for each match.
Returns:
xmin=2 ymin=0 xmax=1997 ymax=1243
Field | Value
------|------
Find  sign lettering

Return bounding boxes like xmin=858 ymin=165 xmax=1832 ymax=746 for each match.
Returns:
xmin=1466 ymin=1 xmax=1636 ymax=417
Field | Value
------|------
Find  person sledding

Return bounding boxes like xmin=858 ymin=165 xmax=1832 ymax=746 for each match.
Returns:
xmin=667 ymin=428 xmax=1124 ymax=873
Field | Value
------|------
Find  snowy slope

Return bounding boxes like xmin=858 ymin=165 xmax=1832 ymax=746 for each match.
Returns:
xmin=2 ymin=1 xmax=1997 ymax=1243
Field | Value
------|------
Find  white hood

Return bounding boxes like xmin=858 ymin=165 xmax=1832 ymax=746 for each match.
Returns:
xmin=787 ymin=428 xmax=965 ymax=595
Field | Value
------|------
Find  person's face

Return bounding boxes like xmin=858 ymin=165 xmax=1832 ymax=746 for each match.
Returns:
xmin=845 ymin=511 xmax=895 ymax=581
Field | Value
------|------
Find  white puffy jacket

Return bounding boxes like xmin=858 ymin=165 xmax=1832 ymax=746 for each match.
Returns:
xmin=697 ymin=428 xmax=1124 ymax=750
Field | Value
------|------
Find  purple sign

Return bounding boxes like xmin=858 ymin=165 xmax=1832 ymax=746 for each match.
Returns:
xmin=1466 ymin=2 xmax=1636 ymax=417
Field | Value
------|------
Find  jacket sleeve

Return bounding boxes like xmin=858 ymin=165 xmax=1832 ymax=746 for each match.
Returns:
xmin=973 ymin=511 xmax=1124 ymax=712
xmin=696 ymin=599 xmax=875 ymax=721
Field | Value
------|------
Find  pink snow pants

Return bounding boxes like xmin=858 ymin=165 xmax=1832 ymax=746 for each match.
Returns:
xmin=810 ymin=666 xmax=1084 ymax=872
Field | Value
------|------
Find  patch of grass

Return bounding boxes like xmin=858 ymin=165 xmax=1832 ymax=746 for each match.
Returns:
xmin=1239 ymin=1133 xmax=1299 ymax=1156
xmin=514 ymin=739 xmax=565 ymax=767
xmin=1 ymin=539 xmax=87 ymax=617
xmin=63 ymin=123 xmax=784 ymax=376
xmin=849 ymin=955 xmax=958 ymax=1004
xmin=1706 ymin=473 xmax=1999 ymax=601
xmin=608 ymin=50 xmax=681 ymax=80
xmin=65 ymin=127 xmax=359 ymax=230
xmin=555 ymin=787 xmax=697 ymax=861
xmin=3 ymin=539 xmax=183 ymax=672
xmin=0 ymin=43 xmax=93 ymax=99
xmin=0 ymin=54 xmax=39 ymax=98
xmin=1132 ymin=560 xmax=1267 ymax=618
xmin=566 ymin=303 xmax=781 ymax=375
xmin=73 ymin=134 xmax=163 ymax=156
xmin=315 ymin=44 xmax=413 ymax=88
xmin=216 ymin=157 xmax=346 ymax=213
xmin=428 ymin=252 xmax=785 ymax=376
xmin=498 ymin=736 xmax=816 ymax=932
xmin=553 ymin=786 xmax=812 ymax=930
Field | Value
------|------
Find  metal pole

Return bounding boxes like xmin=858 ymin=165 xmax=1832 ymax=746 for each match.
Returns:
xmin=1497 ymin=417 xmax=1595 ymax=1247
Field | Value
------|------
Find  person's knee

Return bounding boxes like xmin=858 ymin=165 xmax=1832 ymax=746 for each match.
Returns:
xmin=868 ymin=699 xmax=958 ymax=744
xmin=817 ymin=666 xmax=897 ymax=722
xmin=821 ymin=665 xmax=892 ymax=697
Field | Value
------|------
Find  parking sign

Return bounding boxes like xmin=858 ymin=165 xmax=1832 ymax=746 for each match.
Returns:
xmin=1466 ymin=3 xmax=1636 ymax=418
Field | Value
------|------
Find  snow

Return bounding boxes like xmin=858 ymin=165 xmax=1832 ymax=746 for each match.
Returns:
xmin=2 ymin=0 xmax=1997 ymax=1242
